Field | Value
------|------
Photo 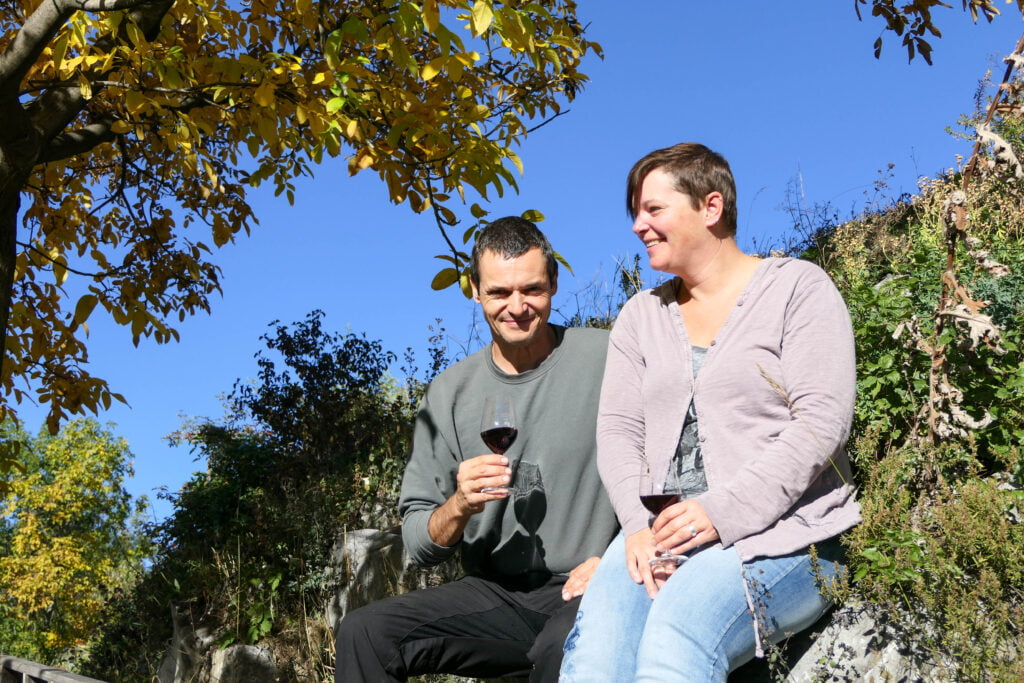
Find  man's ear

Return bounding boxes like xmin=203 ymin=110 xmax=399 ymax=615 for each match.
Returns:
xmin=549 ymin=273 xmax=558 ymax=297
xmin=471 ymin=278 xmax=481 ymax=303
xmin=704 ymin=192 xmax=724 ymax=228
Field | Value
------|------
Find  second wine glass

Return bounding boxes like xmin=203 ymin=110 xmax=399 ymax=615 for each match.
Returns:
xmin=639 ymin=469 xmax=687 ymax=568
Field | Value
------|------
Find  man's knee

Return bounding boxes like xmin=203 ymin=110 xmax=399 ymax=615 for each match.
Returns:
xmin=527 ymin=597 xmax=580 ymax=682
xmin=335 ymin=603 xmax=396 ymax=682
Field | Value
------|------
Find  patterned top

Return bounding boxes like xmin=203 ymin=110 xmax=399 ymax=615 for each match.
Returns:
xmin=664 ymin=346 xmax=708 ymax=499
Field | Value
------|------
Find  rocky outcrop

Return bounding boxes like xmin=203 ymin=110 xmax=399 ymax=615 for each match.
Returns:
xmin=157 ymin=527 xmax=456 ymax=682
xmin=325 ymin=526 xmax=460 ymax=635
xmin=159 ymin=529 xmax=939 ymax=682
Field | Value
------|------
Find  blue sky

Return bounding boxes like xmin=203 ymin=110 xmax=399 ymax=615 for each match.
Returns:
xmin=16 ymin=2 xmax=1024 ymax=521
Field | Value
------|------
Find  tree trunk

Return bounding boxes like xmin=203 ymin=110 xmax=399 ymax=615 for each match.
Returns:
xmin=0 ymin=94 xmax=40 ymax=393
xmin=0 ymin=187 xmax=17 ymax=385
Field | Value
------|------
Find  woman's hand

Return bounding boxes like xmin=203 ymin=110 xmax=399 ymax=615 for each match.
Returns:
xmin=624 ymin=528 xmax=674 ymax=599
xmin=651 ymin=499 xmax=720 ymax=556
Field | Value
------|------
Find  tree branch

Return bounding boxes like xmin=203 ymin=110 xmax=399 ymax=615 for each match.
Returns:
xmin=0 ymin=0 xmax=72 ymax=94
xmin=22 ymin=0 xmax=175 ymax=157
xmin=73 ymin=0 xmax=152 ymax=10
xmin=38 ymin=117 xmax=117 ymax=163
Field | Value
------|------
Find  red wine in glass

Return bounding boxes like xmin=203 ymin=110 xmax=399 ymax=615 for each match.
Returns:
xmin=640 ymin=472 xmax=687 ymax=567
xmin=480 ymin=396 xmax=517 ymax=493
xmin=640 ymin=493 xmax=680 ymax=515
xmin=481 ymin=426 xmax=518 ymax=454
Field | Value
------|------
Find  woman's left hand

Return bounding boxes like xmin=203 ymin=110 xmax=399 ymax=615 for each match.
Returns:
xmin=651 ymin=499 xmax=719 ymax=555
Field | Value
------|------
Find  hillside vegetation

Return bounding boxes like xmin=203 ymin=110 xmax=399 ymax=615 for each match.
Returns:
xmin=4 ymin=65 xmax=1024 ymax=683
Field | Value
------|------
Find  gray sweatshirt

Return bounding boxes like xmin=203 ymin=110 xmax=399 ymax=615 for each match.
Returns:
xmin=598 ymin=258 xmax=861 ymax=562
xmin=400 ymin=325 xmax=619 ymax=578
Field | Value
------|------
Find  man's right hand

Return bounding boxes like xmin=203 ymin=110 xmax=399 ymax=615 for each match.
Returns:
xmin=453 ymin=453 xmax=513 ymax=513
xmin=428 ymin=454 xmax=512 ymax=546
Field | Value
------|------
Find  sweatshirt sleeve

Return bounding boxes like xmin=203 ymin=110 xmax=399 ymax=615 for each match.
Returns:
xmin=597 ymin=298 xmax=653 ymax=538
xmin=399 ymin=389 xmax=461 ymax=567
xmin=698 ymin=265 xmax=857 ymax=546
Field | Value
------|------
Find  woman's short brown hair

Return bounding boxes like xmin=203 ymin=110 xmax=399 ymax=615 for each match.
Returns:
xmin=626 ymin=142 xmax=738 ymax=236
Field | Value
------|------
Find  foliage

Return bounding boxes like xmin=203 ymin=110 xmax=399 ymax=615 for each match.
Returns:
xmin=0 ymin=419 xmax=151 ymax=664
xmin=792 ymin=71 xmax=1024 ymax=676
xmin=81 ymin=311 xmax=448 ymax=679
xmin=0 ymin=0 xmax=599 ymax=446
xmin=856 ymin=0 xmax=1024 ymax=63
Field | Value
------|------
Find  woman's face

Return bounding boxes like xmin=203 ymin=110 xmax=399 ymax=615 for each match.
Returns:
xmin=631 ymin=168 xmax=716 ymax=275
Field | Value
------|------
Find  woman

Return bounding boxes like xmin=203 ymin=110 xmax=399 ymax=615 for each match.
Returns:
xmin=559 ymin=143 xmax=860 ymax=681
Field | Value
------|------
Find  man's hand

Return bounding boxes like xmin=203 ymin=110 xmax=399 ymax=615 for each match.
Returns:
xmin=561 ymin=556 xmax=600 ymax=601
xmin=427 ymin=454 xmax=512 ymax=547
xmin=651 ymin=499 xmax=719 ymax=557
xmin=452 ymin=454 xmax=513 ymax=514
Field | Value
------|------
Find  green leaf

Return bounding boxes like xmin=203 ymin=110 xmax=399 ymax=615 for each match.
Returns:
xmin=553 ymin=250 xmax=573 ymax=275
xmin=431 ymin=268 xmax=459 ymax=290
xmin=52 ymin=34 xmax=70 ymax=72
xmin=73 ymin=294 xmax=99 ymax=325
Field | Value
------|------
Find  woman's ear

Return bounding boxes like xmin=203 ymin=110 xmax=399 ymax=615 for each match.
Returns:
xmin=703 ymin=191 xmax=724 ymax=228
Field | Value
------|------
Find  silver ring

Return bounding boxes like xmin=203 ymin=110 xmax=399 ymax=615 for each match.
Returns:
xmin=688 ymin=524 xmax=698 ymax=539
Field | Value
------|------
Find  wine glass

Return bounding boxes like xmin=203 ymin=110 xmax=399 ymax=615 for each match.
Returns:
xmin=480 ymin=396 xmax=518 ymax=493
xmin=639 ymin=469 xmax=687 ymax=568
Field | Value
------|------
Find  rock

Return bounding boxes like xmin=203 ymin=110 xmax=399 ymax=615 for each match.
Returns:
xmin=782 ymin=602 xmax=953 ymax=682
xmin=210 ymin=645 xmax=280 ymax=683
xmin=159 ymin=528 xmax=947 ymax=682
xmin=157 ymin=603 xmax=217 ymax=683
xmin=325 ymin=527 xmax=460 ymax=635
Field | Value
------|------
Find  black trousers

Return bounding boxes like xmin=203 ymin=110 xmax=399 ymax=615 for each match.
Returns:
xmin=334 ymin=574 xmax=578 ymax=682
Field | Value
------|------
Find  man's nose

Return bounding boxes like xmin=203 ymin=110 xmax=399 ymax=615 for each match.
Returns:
xmin=508 ymin=291 xmax=528 ymax=315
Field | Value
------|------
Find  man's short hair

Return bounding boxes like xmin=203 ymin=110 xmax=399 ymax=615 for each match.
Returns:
xmin=626 ymin=142 xmax=738 ymax=236
xmin=470 ymin=216 xmax=558 ymax=286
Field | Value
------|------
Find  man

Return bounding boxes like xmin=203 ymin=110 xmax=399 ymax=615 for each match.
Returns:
xmin=335 ymin=216 xmax=618 ymax=682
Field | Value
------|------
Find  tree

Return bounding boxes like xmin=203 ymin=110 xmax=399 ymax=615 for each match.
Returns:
xmin=0 ymin=418 xmax=150 ymax=662
xmin=82 ymin=311 xmax=443 ymax=676
xmin=0 ymin=0 xmax=599 ymax=440
xmin=857 ymin=0 xmax=1024 ymax=63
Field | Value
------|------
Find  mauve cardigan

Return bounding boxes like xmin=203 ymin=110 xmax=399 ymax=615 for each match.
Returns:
xmin=597 ymin=257 xmax=861 ymax=561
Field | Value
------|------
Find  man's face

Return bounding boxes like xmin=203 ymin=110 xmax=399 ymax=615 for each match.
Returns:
xmin=472 ymin=247 xmax=556 ymax=351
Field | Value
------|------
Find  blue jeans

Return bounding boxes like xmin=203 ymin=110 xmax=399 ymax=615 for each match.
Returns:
xmin=559 ymin=533 xmax=844 ymax=682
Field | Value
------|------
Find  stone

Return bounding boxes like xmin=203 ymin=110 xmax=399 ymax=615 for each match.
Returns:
xmin=209 ymin=645 xmax=280 ymax=683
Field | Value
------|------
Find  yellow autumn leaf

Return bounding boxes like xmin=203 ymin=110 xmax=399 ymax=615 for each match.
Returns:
xmin=422 ymin=57 xmax=445 ymax=81
xmin=51 ymin=34 xmax=69 ymax=73
xmin=76 ymin=72 xmax=92 ymax=100
xmin=254 ymin=81 xmax=276 ymax=108
xmin=470 ymin=1 xmax=494 ymax=37
xmin=423 ymin=0 xmax=440 ymax=32
xmin=459 ymin=270 xmax=473 ymax=298
xmin=52 ymin=256 xmax=69 ymax=286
